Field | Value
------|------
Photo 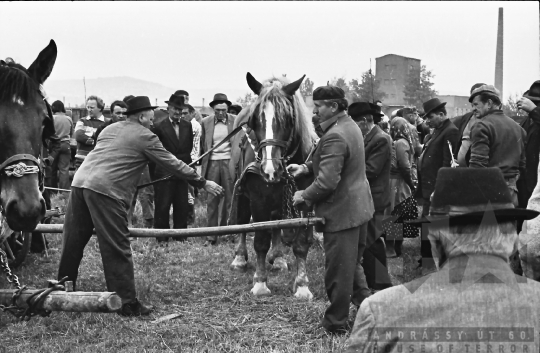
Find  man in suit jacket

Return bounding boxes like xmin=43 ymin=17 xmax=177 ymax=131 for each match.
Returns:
xmin=201 ymin=93 xmax=236 ymax=245
xmin=345 ymin=168 xmax=540 ymax=353
xmin=152 ymin=94 xmax=194 ymax=242
xmin=349 ymin=102 xmax=393 ymax=292
xmin=416 ymin=98 xmax=459 ymax=273
xmin=289 ymin=86 xmax=375 ymax=334
xmin=58 ymin=96 xmax=223 ymax=316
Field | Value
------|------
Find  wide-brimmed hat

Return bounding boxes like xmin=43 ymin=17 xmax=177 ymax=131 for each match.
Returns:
xmin=523 ymin=80 xmax=540 ymax=102
xmin=209 ymin=93 xmax=231 ymax=107
xmin=229 ymin=103 xmax=243 ymax=114
xmin=348 ymin=102 xmax=383 ymax=122
xmin=469 ymin=84 xmax=501 ymax=103
xmin=124 ymin=96 xmax=158 ymax=115
xmin=174 ymin=90 xmax=189 ymax=97
xmin=165 ymin=94 xmax=185 ymax=109
xmin=407 ymin=168 xmax=539 ymax=225
xmin=422 ymin=98 xmax=447 ymax=118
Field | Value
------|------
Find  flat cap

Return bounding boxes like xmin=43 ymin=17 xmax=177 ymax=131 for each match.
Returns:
xmin=469 ymin=84 xmax=501 ymax=103
xmin=402 ymin=107 xmax=414 ymax=115
xmin=313 ymin=85 xmax=345 ymax=101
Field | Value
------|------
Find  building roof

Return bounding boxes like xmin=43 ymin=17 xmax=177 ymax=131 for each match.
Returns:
xmin=376 ymin=54 xmax=421 ymax=62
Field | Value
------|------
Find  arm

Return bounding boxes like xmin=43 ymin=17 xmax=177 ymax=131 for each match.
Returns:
xmin=302 ymin=133 xmax=347 ymax=205
xmin=74 ymin=120 xmax=94 ymax=145
xmin=365 ymin=136 xmax=391 ymax=182
xmin=396 ymin=140 xmax=414 ymax=190
xmin=442 ymin=128 xmax=460 ymax=167
xmin=469 ymin=122 xmax=490 ymax=168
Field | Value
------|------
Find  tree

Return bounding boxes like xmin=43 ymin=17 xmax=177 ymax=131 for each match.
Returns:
xmin=329 ymin=77 xmax=350 ymax=92
xmin=236 ymin=92 xmax=257 ymax=108
xmin=502 ymin=92 xmax=526 ymax=117
xmin=403 ymin=65 xmax=438 ymax=107
xmin=300 ymin=77 xmax=314 ymax=98
xmin=349 ymin=70 xmax=387 ymax=103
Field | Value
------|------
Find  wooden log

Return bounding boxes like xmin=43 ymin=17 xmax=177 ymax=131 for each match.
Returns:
xmin=34 ymin=217 xmax=324 ymax=238
xmin=0 ymin=289 xmax=122 ymax=313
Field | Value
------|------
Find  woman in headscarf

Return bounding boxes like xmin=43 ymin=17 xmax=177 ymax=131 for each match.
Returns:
xmin=384 ymin=117 xmax=416 ymax=258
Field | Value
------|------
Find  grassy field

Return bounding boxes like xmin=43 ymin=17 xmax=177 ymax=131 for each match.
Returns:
xmin=0 ymin=193 xmax=423 ymax=352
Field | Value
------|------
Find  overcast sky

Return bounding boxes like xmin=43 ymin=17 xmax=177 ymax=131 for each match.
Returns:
xmin=1 ymin=1 xmax=538 ymax=105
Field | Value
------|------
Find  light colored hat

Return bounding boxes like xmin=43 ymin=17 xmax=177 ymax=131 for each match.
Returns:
xmin=469 ymin=84 xmax=501 ymax=103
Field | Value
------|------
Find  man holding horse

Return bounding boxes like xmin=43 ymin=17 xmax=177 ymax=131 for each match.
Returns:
xmin=288 ymin=86 xmax=375 ymax=334
xmin=58 ymin=96 xmax=224 ymax=316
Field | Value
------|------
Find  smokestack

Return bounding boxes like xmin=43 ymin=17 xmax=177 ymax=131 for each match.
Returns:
xmin=494 ymin=7 xmax=504 ymax=99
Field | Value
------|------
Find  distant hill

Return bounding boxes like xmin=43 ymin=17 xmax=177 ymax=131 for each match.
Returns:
xmin=44 ymin=76 xmax=251 ymax=109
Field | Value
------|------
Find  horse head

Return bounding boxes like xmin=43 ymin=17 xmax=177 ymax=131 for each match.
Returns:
xmin=0 ymin=40 xmax=57 ymax=231
xmin=246 ymin=73 xmax=315 ymax=183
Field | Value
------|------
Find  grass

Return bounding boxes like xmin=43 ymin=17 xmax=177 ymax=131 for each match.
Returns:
xmin=0 ymin=193 xmax=423 ymax=352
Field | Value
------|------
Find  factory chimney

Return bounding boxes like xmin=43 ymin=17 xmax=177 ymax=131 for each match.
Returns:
xmin=494 ymin=7 xmax=504 ymax=99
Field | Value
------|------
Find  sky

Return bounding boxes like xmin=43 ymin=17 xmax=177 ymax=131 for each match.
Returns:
xmin=0 ymin=1 xmax=538 ymax=105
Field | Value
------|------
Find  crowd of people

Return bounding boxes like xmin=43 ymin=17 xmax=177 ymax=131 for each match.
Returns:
xmin=45 ymin=79 xmax=540 ymax=346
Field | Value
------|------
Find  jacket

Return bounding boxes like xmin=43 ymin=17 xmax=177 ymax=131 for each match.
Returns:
xmin=364 ymin=125 xmax=392 ymax=211
xmin=469 ymin=110 xmax=526 ymax=180
xmin=517 ymin=107 xmax=540 ymax=207
xmin=200 ymin=113 xmax=236 ymax=178
xmin=416 ymin=119 xmax=459 ymax=199
xmin=152 ymin=117 xmax=194 ymax=178
xmin=302 ymin=111 xmax=374 ymax=232
xmin=74 ymin=115 xmax=107 ymax=160
xmin=344 ymin=254 xmax=540 ymax=352
xmin=451 ymin=111 xmax=474 ymax=153
xmin=72 ymin=121 xmax=205 ymax=208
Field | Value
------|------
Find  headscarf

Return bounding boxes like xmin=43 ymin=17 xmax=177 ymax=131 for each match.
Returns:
xmin=390 ymin=117 xmax=414 ymax=155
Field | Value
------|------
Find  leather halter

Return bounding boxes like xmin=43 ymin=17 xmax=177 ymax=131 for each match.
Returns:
xmin=254 ymin=119 xmax=299 ymax=166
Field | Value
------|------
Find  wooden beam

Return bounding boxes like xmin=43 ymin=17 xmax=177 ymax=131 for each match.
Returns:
xmin=0 ymin=289 xmax=122 ymax=313
xmin=34 ymin=217 xmax=324 ymax=238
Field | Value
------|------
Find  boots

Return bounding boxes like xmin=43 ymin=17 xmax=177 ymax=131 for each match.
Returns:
xmin=117 ymin=299 xmax=154 ymax=317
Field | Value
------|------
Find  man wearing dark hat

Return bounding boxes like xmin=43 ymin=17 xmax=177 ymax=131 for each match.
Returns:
xmin=469 ymin=84 xmax=526 ymax=207
xmin=288 ymin=86 xmax=375 ymax=334
xmin=345 ymin=168 xmax=540 ymax=353
xmin=349 ymin=102 xmax=393 ymax=292
xmin=451 ymin=83 xmax=486 ymax=167
xmin=152 ymin=94 xmax=195 ymax=242
xmin=58 ymin=96 xmax=224 ymax=316
xmin=228 ymin=103 xmax=243 ymax=116
xmin=201 ymin=93 xmax=237 ymax=245
xmin=516 ymin=80 xmax=540 ymax=208
xmin=416 ymin=98 xmax=459 ymax=273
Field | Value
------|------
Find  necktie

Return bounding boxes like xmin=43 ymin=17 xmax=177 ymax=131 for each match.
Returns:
xmin=172 ymin=119 xmax=180 ymax=139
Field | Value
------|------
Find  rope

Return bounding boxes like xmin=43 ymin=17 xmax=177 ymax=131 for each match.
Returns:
xmin=3 ymin=162 xmax=39 ymax=178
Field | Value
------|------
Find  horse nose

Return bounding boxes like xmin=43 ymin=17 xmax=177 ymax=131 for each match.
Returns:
xmin=5 ymin=197 xmax=46 ymax=231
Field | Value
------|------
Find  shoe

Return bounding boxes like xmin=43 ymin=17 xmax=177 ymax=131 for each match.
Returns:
xmin=117 ymin=299 xmax=154 ymax=317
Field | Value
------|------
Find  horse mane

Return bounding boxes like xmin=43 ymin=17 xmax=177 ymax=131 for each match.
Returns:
xmin=0 ymin=61 xmax=37 ymax=104
xmin=248 ymin=76 xmax=317 ymax=158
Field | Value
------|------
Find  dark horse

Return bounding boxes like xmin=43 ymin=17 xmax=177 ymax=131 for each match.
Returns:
xmin=0 ymin=40 xmax=57 ymax=231
xmin=228 ymin=73 xmax=317 ymax=299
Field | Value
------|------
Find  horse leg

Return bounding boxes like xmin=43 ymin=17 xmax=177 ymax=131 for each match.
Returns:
xmin=251 ymin=229 xmax=272 ymax=296
xmin=230 ymin=195 xmax=251 ymax=271
xmin=269 ymin=227 xmax=288 ymax=272
xmin=292 ymin=226 xmax=314 ymax=300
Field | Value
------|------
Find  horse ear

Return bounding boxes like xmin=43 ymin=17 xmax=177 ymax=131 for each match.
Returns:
xmin=282 ymin=75 xmax=305 ymax=96
xmin=28 ymin=39 xmax=57 ymax=85
xmin=246 ymin=72 xmax=263 ymax=95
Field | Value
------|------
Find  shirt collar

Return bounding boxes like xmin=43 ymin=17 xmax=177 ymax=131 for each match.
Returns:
xmin=169 ymin=117 xmax=180 ymax=125
xmin=319 ymin=111 xmax=347 ymax=133
xmin=214 ymin=114 xmax=228 ymax=125
xmin=87 ymin=114 xmax=105 ymax=122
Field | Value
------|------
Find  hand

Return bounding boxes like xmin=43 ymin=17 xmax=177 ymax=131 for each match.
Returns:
xmin=293 ymin=190 xmax=305 ymax=206
xmin=86 ymin=138 xmax=95 ymax=145
xmin=517 ymin=97 xmax=537 ymax=113
xmin=204 ymin=181 xmax=224 ymax=197
xmin=287 ymin=164 xmax=306 ymax=179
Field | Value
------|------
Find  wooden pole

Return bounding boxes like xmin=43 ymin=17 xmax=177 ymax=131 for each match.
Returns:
xmin=0 ymin=290 xmax=122 ymax=313
xmin=34 ymin=217 xmax=324 ymax=238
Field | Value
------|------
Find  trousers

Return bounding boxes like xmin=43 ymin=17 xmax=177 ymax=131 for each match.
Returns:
xmin=154 ymin=179 xmax=188 ymax=241
xmin=322 ymin=223 xmax=370 ymax=332
xmin=205 ymin=159 xmax=233 ymax=242
xmin=58 ymin=187 xmax=136 ymax=303
xmin=51 ymin=141 xmax=71 ymax=192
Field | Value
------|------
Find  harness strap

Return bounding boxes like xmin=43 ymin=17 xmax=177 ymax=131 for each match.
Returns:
xmin=0 ymin=154 xmax=42 ymax=174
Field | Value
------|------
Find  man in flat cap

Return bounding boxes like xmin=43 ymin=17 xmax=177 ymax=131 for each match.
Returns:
xmin=349 ymin=102 xmax=393 ymax=293
xmin=58 ymin=96 xmax=224 ymax=316
xmin=288 ymin=86 xmax=374 ymax=334
xmin=469 ymin=84 xmax=526 ymax=207
xmin=345 ymin=167 xmax=540 ymax=352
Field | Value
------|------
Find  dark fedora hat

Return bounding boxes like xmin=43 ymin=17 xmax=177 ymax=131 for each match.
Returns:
xmin=209 ymin=93 xmax=231 ymax=108
xmin=165 ymin=94 xmax=186 ymax=109
xmin=174 ymin=90 xmax=189 ymax=97
xmin=407 ymin=168 xmax=539 ymax=225
xmin=348 ymin=102 xmax=383 ymax=122
xmin=124 ymin=96 xmax=158 ymax=115
xmin=523 ymin=80 xmax=540 ymax=102
xmin=422 ymin=98 xmax=447 ymax=118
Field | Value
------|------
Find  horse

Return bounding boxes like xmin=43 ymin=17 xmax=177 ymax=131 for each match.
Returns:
xmin=0 ymin=40 xmax=57 ymax=231
xmin=228 ymin=73 xmax=317 ymax=299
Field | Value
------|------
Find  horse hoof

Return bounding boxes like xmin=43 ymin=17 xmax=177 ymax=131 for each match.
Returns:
xmin=294 ymin=285 xmax=313 ymax=300
xmin=271 ymin=257 xmax=288 ymax=272
xmin=251 ymin=282 xmax=271 ymax=296
xmin=230 ymin=255 xmax=247 ymax=271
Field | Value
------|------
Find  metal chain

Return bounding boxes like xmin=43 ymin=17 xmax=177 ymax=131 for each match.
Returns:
xmin=0 ymin=248 xmax=21 ymax=290
xmin=282 ymin=169 xmax=299 ymax=220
